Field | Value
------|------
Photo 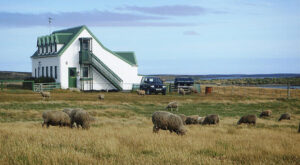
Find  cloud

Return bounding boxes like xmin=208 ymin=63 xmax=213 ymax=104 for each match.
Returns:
xmin=118 ymin=5 xmax=206 ymax=16
xmin=183 ymin=31 xmax=200 ymax=36
xmin=0 ymin=10 xmax=195 ymax=27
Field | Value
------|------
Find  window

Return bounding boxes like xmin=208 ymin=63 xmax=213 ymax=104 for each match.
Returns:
xmin=46 ymin=66 xmax=48 ymax=77
xmin=52 ymin=45 xmax=55 ymax=52
xmin=82 ymin=40 xmax=89 ymax=50
xmin=42 ymin=67 xmax=44 ymax=77
xmin=38 ymin=67 xmax=40 ymax=77
xmin=82 ymin=67 xmax=88 ymax=77
xmin=35 ymin=69 xmax=36 ymax=78
xmin=48 ymin=45 xmax=51 ymax=53
xmin=50 ymin=66 xmax=53 ymax=78
xmin=38 ymin=47 xmax=41 ymax=54
xmin=54 ymin=66 xmax=57 ymax=79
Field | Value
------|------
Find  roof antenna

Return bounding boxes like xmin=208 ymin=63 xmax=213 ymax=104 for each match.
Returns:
xmin=48 ymin=17 xmax=53 ymax=34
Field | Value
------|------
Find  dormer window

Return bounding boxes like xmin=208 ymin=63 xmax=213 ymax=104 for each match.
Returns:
xmin=52 ymin=44 xmax=55 ymax=53
xmin=38 ymin=46 xmax=42 ymax=54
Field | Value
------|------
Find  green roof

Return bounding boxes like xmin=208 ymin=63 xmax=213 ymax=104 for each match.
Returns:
xmin=31 ymin=25 xmax=137 ymax=66
xmin=114 ymin=52 xmax=137 ymax=66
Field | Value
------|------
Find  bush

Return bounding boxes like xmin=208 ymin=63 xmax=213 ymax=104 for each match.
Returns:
xmin=24 ymin=77 xmax=55 ymax=83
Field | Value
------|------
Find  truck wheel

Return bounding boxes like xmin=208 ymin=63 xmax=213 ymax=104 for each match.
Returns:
xmin=162 ymin=91 xmax=166 ymax=95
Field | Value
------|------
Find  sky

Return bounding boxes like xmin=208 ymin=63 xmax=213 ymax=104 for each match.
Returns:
xmin=0 ymin=0 xmax=299 ymax=74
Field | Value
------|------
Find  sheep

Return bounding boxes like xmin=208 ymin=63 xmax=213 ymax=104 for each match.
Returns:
xmin=70 ymin=109 xmax=90 ymax=129
xmin=178 ymin=114 xmax=187 ymax=124
xmin=136 ymin=90 xmax=146 ymax=96
xmin=237 ymin=115 xmax=257 ymax=125
xmin=62 ymin=108 xmax=73 ymax=116
xmin=40 ymin=91 xmax=50 ymax=100
xmin=197 ymin=117 xmax=205 ymax=124
xmin=185 ymin=115 xmax=200 ymax=125
xmin=166 ymin=101 xmax=178 ymax=111
xmin=202 ymin=114 xmax=220 ymax=125
xmin=98 ymin=94 xmax=105 ymax=100
xmin=42 ymin=110 xmax=71 ymax=128
xmin=278 ymin=113 xmax=291 ymax=121
xmin=259 ymin=110 xmax=272 ymax=118
xmin=152 ymin=111 xmax=186 ymax=135
xmin=189 ymin=86 xmax=198 ymax=93
xmin=178 ymin=88 xmax=185 ymax=96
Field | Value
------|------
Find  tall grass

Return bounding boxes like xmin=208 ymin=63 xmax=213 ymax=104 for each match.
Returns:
xmin=0 ymin=90 xmax=299 ymax=164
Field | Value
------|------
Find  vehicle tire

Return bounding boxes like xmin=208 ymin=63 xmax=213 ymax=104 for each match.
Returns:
xmin=162 ymin=91 xmax=166 ymax=95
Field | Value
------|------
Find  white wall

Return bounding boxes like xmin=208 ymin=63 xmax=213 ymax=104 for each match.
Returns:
xmin=59 ymin=28 xmax=140 ymax=90
xmin=82 ymin=29 xmax=141 ymax=90
xmin=31 ymin=56 xmax=60 ymax=82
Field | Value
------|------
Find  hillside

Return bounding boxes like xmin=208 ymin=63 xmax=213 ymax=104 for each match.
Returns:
xmin=0 ymin=71 xmax=31 ymax=80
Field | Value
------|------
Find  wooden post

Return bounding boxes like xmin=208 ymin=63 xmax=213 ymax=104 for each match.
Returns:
xmin=287 ymin=83 xmax=290 ymax=99
xmin=0 ymin=81 xmax=3 ymax=91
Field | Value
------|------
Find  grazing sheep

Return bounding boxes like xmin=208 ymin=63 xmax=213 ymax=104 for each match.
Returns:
xmin=40 ymin=91 xmax=50 ymax=99
xmin=42 ymin=110 xmax=71 ymax=128
xmin=70 ymin=109 xmax=90 ymax=129
xmin=166 ymin=101 xmax=178 ymax=111
xmin=179 ymin=88 xmax=185 ymax=96
xmin=62 ymin=108 xmax=73 ymax=116
xmin=197 ymin=117 xmax=205 ymax=124
xmin=185 ymin=115 xmax=200 ymax=125
xmin=98 ymin=94 xmax=105 ymax=100
xmin=152 ymin=111 xmax=186 ymax=135
xmin=178 ymin=114 xmax=187 ymax=124
xmin=259 ymin=110 xmax=272 ymax=118
xmin=278 ymin=113 xmax=291 ymax=121
xmin=189 ymin=86 xmax=198 ymax=93
xmin=237 ymin=115 xmax=257 ymax=125
xmin=202 ymin=114 xmax=220 ymax=125
xmin=136 ymin=90 xmax=146 ymax=96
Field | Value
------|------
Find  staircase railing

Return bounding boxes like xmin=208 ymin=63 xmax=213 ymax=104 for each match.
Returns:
xmin=91 ymin=53 xmax=123 ymax=90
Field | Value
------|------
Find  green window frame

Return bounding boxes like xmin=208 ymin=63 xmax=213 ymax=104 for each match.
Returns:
xmin=42 ymin=67 xmax=44 ymax=77
xmin=55 ymin=66 xmax=57 ymax=79
xmin=46 ymin=66 xmax=48 ymax=77
xmin=82 ymin=67 xmax=89 ymax=78
xmin=50 ymin=66 xmax=53 ymax=78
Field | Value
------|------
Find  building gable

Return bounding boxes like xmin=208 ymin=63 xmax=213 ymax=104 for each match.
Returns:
xmin=31 ymin=25 xmax=137 ymax=66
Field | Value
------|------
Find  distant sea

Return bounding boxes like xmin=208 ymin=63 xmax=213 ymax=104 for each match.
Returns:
xmin=153 ymin=74 xmax=300 ymax=89
xmin=152 ymin=73 xmax=300 ymax=81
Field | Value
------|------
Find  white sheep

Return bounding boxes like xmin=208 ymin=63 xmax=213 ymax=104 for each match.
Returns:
xmin=166 ymin=101 xmax=178 ymax=111
xmin=40 ymin=91 xmax=50 ymax=100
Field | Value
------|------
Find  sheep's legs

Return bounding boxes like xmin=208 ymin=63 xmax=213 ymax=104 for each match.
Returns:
xmin=153 ymin=126 xmax=159 ymax=133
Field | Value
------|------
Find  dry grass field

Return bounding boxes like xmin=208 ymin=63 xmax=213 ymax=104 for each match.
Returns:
xmin=0 ymin=89 xmax=300 ymax=164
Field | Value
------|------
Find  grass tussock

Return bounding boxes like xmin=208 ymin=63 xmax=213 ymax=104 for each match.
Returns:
xmin=0 ymin=90 xmax=300 ymax=164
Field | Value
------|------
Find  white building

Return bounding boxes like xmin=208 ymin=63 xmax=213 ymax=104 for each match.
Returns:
xmin=31 ymin=25 xmax=141 ymax=91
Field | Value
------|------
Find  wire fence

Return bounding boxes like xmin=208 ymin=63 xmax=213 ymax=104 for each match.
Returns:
xmin=200 ymin=84 xmax=300 ymax=99
xmin=1 ymin=80 xmax=300 ymax=99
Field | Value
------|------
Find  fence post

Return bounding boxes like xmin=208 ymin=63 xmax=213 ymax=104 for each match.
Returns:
xmin=287 ymin=83 xmax=290 ymax=99
xmin=31 ymin=81 xmax=34 ymax=91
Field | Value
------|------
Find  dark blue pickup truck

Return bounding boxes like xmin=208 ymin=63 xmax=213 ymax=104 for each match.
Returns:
xmin=140 ymin=77 xmax=166 ymax=95
xmin=174 ymin=77 xmax=194 ymax=88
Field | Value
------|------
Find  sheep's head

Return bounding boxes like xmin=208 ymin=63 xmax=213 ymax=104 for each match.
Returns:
xmin=178 ymin=126 xmax=187 ymax=135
